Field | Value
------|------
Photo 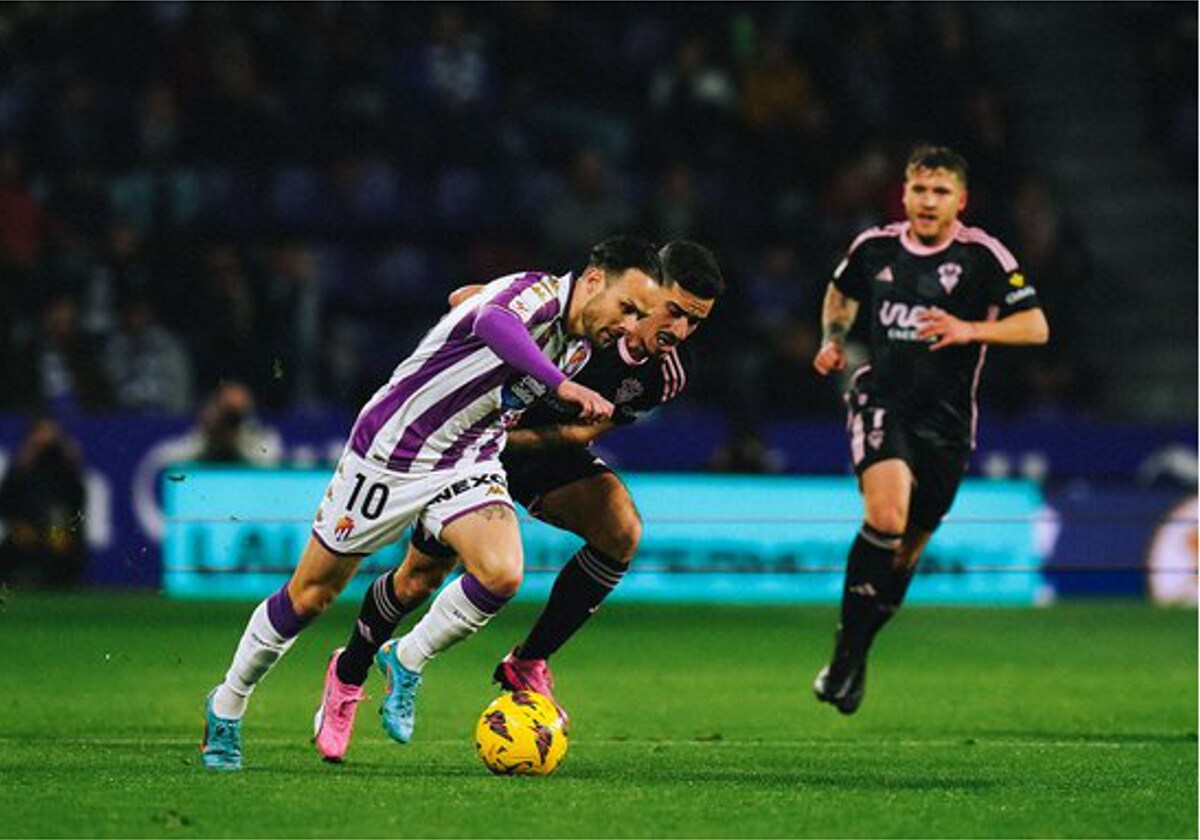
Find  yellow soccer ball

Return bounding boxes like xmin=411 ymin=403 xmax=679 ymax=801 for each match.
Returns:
xmin=474 ymin=690 xmax=568 ymax=776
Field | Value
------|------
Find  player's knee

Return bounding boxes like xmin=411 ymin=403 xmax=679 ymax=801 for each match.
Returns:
xmin=865 ymin=506 xmax=907 ymax=537
xmin=288 ymin=580 xmax=340 ymax=618
xmin=473 ymin=563 xmax=523 ymax=599
xmin=596 ymin=513 xmax=640 ymax=565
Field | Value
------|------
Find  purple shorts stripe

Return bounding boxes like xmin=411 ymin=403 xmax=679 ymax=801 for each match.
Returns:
xmin=311 ymin=528 xmax=369 ymax=559
xmin=350 ymin=310 xmax=478 ymax=455
xmin=460 ymin=572 xmax=511 ymax=615
xmin=387 ymin=365 xmax=512 ymax=471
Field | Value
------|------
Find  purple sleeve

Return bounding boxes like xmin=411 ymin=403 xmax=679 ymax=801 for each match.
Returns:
xmin=474 ymin=305 xmax=567 ymax=390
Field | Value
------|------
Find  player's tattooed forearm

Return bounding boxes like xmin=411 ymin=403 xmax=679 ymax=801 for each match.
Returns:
xmin=823 ymin=322 xmax=849 ymax=343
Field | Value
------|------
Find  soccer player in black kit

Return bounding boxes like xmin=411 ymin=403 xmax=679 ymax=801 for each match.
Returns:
xmin=811 ymin=146 xmax=1049 ymax=715
xmin=311 ymin=240 xmax=723 ymax=753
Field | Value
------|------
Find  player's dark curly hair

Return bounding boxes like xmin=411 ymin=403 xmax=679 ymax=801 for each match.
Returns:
xmin=588 ymin=235 xmax=664 ymax=284
xmin=906 ymin=145 xmax=969 ymax=187
xmin=659 ymin=241 xmax=725 ymax=301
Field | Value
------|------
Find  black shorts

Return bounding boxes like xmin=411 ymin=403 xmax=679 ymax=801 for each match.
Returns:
xmin=846 ymin=388 xmax=969 ymax=533
xmin=500 ymin=445 xmax=614 ymax=514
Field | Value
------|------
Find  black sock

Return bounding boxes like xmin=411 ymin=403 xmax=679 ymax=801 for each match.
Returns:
xmin=865 ymin=562 xmax=916 ymax=645
xmin=519 ymin=545 xmax=627 ymax=661
xmin=836 ymin=525 xmax=902 ymax=662
xmin=336 ymin=571 xmax=421 ymax=686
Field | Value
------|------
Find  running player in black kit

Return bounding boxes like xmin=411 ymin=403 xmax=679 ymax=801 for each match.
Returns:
xmin=812 ymin=146 xmax=1049 ymax=715
xmin=324 ymin=241 xmax=724 ymax=730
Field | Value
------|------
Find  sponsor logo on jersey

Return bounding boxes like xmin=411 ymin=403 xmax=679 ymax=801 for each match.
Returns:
xmin=430 ymin=472 xmax=508 ymax=504
xmin=334 ymin=515 xmax=355 ymax=540
xmin=878 ymin=301 xmax=935 ymax=343
xmin=874 ymin=266 xmax=894 ymax=282
xmin=937 ymin=262 xmax=963 ymax=294
xmin=615 ymin=377 xmax=644 ymax=404
xmin=1008 ymin=272 xmax=1025 ymax=288
xmin=500 ymin=374 xmax=547 ymax=410
xmin=1005 ymin=286 xmax=1036 ymax=305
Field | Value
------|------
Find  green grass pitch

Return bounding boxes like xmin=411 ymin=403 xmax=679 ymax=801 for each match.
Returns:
xmin=0 ymin=593 xmax=1195 ymax=838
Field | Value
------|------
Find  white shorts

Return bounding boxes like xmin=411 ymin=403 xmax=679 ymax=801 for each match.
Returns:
xmin=311 ymin=449 xmax=514 ymax=556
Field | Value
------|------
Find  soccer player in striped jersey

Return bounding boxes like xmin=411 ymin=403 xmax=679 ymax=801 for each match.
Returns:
xmin=311 ymin=242 xmax=723 ymax=756
xmin=201 ymin=236 xmax=667 ymax=770
xmin=811 ymin=146 xmax=1049 ymax=714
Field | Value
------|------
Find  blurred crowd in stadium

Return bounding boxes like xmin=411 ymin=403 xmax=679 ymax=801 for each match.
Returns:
xmin=0 ymin=2 xmax=1193 ymax=426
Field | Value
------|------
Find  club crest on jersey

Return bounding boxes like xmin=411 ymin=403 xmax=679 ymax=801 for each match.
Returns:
xmin=558 ymin=342 xmax=591 ymax=378
xmin=867 ymin=430 xmax=884 ymax=450
xmin=334 ymin=515 xmax=355 ymax=540
xmin=615 ymin=377 xmax=644 ymax=404
xmin=937 ymin=262 xmax=962 ymax=294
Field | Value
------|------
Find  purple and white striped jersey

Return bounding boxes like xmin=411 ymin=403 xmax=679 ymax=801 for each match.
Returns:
xmin=349 ymin=271 xmax=592 ymax=474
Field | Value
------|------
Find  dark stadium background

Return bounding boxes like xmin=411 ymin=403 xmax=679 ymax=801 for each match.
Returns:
xmin=0 ymin=2 xmax=1194 ymax=594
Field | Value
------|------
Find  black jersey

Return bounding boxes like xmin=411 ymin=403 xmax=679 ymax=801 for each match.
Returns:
xmin=516 ymin=336 xmax=692 ymax=430
xmin=833 ymin=220 xmax=1041 ymax=447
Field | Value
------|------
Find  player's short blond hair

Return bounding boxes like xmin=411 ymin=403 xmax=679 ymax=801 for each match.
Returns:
xmin=905 ymin=145 xmax=969 ymax=188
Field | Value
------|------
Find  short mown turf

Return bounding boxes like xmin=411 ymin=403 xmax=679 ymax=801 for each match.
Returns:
xmin=0 ymin=593 xmax=1194 ymax=838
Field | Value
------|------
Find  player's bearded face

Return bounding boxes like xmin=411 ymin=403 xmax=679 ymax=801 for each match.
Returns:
xmin=581 ymin=268 xmax=663 ymax=347
xmin=902 ymin=167 xmax=967 ymax=246
xmin=633 ymin=287 xmax=715 ymax=355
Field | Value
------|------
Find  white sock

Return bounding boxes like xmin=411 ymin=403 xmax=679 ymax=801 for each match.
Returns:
xmin=394 ymin=576 xmax=497 ymax=673
xmin=211 ymin=600 xmax=299 ymax=719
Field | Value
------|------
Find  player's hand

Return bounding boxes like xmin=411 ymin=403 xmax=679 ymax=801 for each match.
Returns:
xmin=447 ymin=284 xmax=485 ymax=308
xmin=917 ymin=308 xmax=977 ymax=351
xmin=554 ymin=380 xmax=614 ymax=423
xmin=813 ymin=341 xmax=847 ymax=376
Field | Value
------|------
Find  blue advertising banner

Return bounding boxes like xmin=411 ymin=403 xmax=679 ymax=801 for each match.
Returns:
xmin=163 ymin=467 xmax=1048 ymax=605
xmin=0 ymin=410 xmax=1190 ymax=597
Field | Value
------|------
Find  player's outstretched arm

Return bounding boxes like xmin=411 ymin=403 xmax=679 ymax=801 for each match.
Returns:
xmin=507 ymin=420 xmax=616 ymax=451
xmin=813 ymin=283 xmax=859 ymax=375
xmin=553 ymin=380 xmax=614 ymax=423
xmin=918 ymin=307 xmax=1049 ymax=351
xmin=474 ymin=306 xmax=570 ymax=390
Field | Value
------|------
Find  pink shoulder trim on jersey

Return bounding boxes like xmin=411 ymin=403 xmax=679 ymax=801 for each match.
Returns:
xmin=617 ymin=335 xmax=649 ymax=366
xmin=956 ymin=225 xmax=1019 ymax=272
xmin=897 ymin=221 xmax=963 ymax=256
xmin=660 ymin=347 xmax=687 ymax=402
xmin=846 ymin=222 xmax=905 ymax=256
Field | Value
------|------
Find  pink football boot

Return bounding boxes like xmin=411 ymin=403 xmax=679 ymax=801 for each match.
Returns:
xmin=313 ymin=648 xmax=365 ymax=762
xmin=493 ymin=648 xmax=570 ymax=732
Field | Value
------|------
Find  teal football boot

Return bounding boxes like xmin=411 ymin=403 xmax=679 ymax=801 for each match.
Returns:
xmin=201 ymin=688 xmax=243 ymax=770
xmin=374 ymin=640 xmax=423 ymax=744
